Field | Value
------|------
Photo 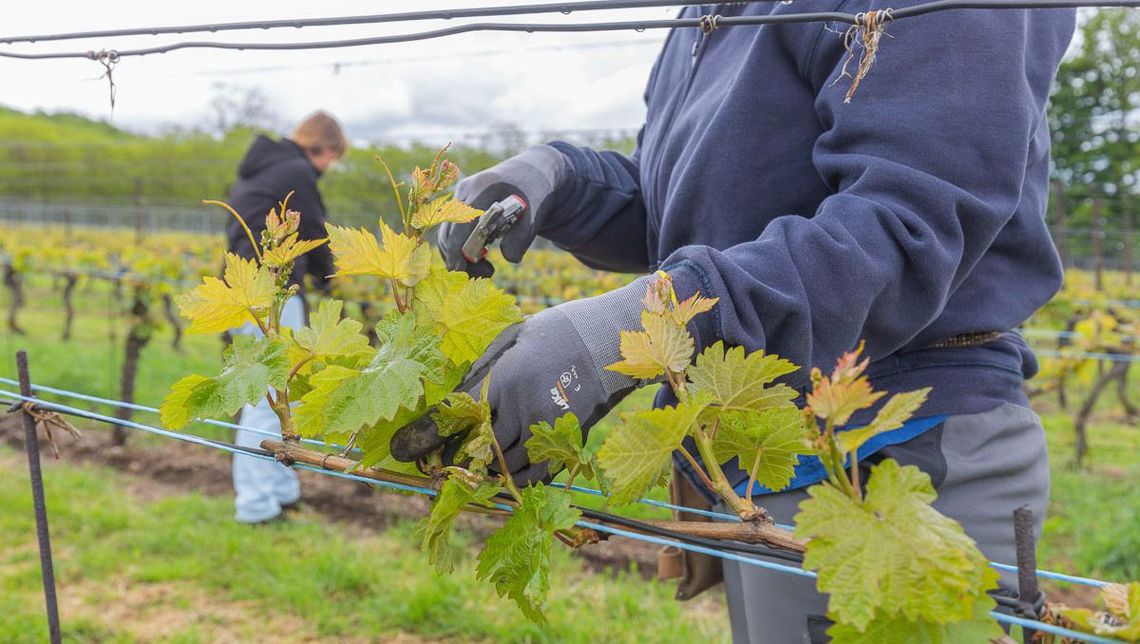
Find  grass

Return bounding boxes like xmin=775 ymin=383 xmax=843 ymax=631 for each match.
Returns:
xmin=0 ymin=447 xmax=727 ymax=643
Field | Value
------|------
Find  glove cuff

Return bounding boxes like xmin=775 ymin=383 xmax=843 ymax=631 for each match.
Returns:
xmin=511 ymin=144 xmax=571 ymax=218
xmin=555 ymin=276 xmax=652 ymax=398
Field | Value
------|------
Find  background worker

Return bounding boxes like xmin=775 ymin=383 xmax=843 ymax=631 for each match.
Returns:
xmin=226 ymin=110 xmax=345 ymax=525
xmin=396 ymin=1 xmax=1077 ymax=640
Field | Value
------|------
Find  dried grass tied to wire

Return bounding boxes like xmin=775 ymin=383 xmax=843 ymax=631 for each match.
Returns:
xmin=831 ymin=9 xmax=894 ymax=103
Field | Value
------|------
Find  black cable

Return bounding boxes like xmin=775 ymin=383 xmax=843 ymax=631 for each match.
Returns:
xmin=0 ymin=0 xmax=742 ymax=45
xmin=6 ymin=1 xmax=1140 ymax=61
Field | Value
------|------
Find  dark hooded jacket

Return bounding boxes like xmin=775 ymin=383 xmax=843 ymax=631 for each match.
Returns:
xmin=225 ymin=135 xmax=334 ymax=289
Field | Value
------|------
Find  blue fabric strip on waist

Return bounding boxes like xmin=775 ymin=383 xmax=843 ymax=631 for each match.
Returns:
xmin=732 ymin=414 xmax=949 ymax=497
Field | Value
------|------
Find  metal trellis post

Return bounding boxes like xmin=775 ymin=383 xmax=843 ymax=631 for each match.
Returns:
xmin=16 ymin=349 xmax=62 ymax=644
xmin=1014 ymin=505 xmax=1040 ymax=644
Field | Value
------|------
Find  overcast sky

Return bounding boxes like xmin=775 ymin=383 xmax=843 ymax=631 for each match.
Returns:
xmin=0 ymin=1 xmax=675 ymax=145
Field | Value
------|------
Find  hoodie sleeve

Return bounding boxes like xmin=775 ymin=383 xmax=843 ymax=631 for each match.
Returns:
xmin=662 ymin=6 xmax=1074 ymax=377
xmin=536 ymin=138 xmax=650 ymax=273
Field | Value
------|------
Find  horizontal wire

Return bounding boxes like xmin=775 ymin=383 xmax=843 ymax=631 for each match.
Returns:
xmin=5 ymin=389 xmax=1129 ymax=641
xmin=1 ymin=383 xmax=1120 ymax=591
xmin=0 ymin=388 xmax=791 ymax=559
xmin=6 ymin=1 xmax=1140 ymax=61
xmin=0 ymin=0 xmax=730 ymax=45
xmin=0 ymin=375 xmax=742 ymax=523
xmin=0 ymin=376 xmax=345 ymax=452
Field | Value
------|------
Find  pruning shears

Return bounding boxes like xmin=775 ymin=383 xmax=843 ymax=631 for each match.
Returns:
xmin=460 ymin=194 xmax=527 ymax=264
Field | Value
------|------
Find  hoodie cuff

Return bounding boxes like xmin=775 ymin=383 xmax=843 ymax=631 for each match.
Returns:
xmin=661 ymin=260 xmax=722 ymax=355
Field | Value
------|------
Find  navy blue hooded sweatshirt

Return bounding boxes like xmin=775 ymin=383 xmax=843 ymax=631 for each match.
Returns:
xmin=541 ymin=3 xmax=1075 ymax=490
xmin=542 ymin=2 xmax=1076 ymax=492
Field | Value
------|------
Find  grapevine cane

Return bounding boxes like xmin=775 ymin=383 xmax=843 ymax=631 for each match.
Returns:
xmin=15 ymin=350 xmax=62 ymax=644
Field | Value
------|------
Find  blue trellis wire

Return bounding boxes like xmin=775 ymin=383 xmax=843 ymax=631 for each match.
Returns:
xmin=0 ymin=384 xmax=1118 ymax=590
xmin=1 ymin=388 xmax=1128 ymax=643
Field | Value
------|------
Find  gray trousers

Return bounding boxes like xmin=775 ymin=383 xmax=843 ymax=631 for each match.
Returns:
xmin=722 ymin=403 xmax=1050 ymax=644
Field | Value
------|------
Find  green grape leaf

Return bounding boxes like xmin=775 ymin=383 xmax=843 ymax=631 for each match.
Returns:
xmin=433 ymin=386 xmax=495 ymax=468
xmin=597 ymin=397 xmax=708 ymax=506
xmin=293 ymin=300 xmax=372 ymax=361
xmin=711 ymin=407 xmax=812 ymax=493
xmin=294 ymin=313 xmax=446 ymax=438
xmin=476 ymin=483 xmax=581 ymax=623
xmin=355 ymin=360 xmax=467 ymax=469
xmin=160 ymin=335 xmax=288 ymax=429
xmin=412 ymin=268 xmax=522 ymax=364
xmin=836 ymin=388 xmax=932 ymax=458
xmin=177 ymin=253 xmax=275 ymax=334
xmin=432 ymin=392 xmax=489 ymax=438
xmin=526 ymin=413 xmax=596 ymax=481
xmin=688 ymin=341 xmax=798 ymax=413
xmin=325 ymin=220 xmax=432 ymax=287
xmin=795 ymin=460 xmax=996 ymax=632
xmin=411 ymin=195 xmax=483 ymax=230
xmin=606 ymin=311 xmax=694 ymax=380
xmin=418 ymin=477 xmax=503 ymax=575
xmin=826 ymin=579 xmax=1002 ymax=643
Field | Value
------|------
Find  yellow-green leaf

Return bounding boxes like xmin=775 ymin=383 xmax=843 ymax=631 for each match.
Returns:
xmin=412 ymin=195 xmax=483 ymax=230
xmin=261 ymin=234 xmax=328 ymax=268
xmin=526 ymin=413 xmax=595 ymax=481
xmin=294 ymin=313 xmax=446 ymax=438
xmin=606 ymin=311 xmax=693 ymax=380
xmin=293 ymin=300 xmax=372 ymax=361
xmin=159 ymin=336 xmax=289 ymax=429
xmin=688 ymin=342 xmax=799 ymax=413
xmin=177 ymin=253 xmax=275 ymax=334
xmin=711 ymin=407 xmax=812 ymax=493
xmin=325 ymin=221 xmax=431 ymax=286
xmin=795 ymin=460 xmax=997 ymax=632
xmin=836 ymin=388 xmax=931 ymax=457
xmin=597 ymin=398 xmax=707 ymax=506
xmin=412 ymin=268 xmax=523 ymax=365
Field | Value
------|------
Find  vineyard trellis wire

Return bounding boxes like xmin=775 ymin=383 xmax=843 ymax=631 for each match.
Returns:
xmin=1 ymin=379 xmax=1128 ymax=644
xmin=2 ymin=0 xmax=1140 ymax=61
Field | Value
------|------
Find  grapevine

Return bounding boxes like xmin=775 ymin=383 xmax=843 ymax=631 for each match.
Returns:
xmin=146 ymin=148 xmax=1062 ymax=638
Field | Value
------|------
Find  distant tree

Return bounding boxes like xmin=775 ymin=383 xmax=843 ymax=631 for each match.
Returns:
xmin=205 ymin=84 xmax=281 ymax=136
xmin=1048 ymin=8 xmax=1140 ymax=227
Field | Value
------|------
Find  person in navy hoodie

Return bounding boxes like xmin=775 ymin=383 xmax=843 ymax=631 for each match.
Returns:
xmin=396 ymin=3 xmax=1075 ymax=640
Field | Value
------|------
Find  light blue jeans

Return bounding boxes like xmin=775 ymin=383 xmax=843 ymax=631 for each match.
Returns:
xmin=232 ymin=296 xmax=304 ymax=523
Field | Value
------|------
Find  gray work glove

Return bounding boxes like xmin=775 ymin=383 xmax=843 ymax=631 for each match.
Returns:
xmin=439 ymin=144 xmax=570 ymax=277
xmin=390 ymin=276 xmax=651 ymax=485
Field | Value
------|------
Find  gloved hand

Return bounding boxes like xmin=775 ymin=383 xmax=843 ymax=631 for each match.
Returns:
xmin=390 ymin=276 xmax=651 ymax=484
xmin=439 ymin=144 xmax=570 ymax=277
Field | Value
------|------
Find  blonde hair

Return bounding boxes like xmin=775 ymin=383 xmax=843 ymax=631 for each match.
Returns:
xmin=290 ymin=111 xmax=347 ymax=157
